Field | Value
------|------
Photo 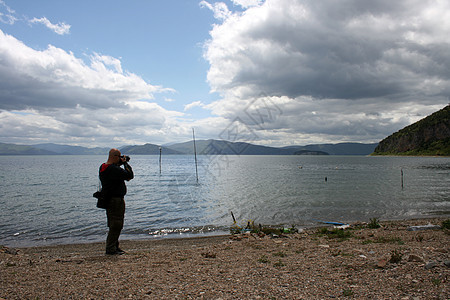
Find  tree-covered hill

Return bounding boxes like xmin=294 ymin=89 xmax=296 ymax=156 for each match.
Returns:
xmin=373 ymin=105 xmax=450 ymax=156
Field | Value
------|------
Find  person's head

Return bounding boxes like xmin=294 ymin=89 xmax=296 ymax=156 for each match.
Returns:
xmin=107 ymin=148 xmax=121 ymax=165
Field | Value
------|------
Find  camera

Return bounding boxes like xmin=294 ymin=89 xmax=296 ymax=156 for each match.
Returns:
xmin=119 ymin=155 xmax=130 ymax=165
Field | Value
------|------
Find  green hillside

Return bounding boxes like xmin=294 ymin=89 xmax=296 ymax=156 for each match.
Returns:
xmin=0 ymin=143 xmax=55 ymax=155
xmin=165 ymin=139 xmax=293 ymax=155
xmin=373 ymin=105 xmax=450 ymax=156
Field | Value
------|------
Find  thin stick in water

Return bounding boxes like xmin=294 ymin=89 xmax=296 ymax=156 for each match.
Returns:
xmin=401 ymin=168 xmax=404 ymax=189
xmin=159 ymin=147 xmax=162 ymax=174
xmin=192 ymin=128 xmax=199 ymax=183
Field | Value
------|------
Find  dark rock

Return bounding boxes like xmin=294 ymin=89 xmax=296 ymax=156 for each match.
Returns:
xmin=407 ymin=254 xmax=425 ymax=263
xmin=424 ymin=261 xmax=439 ymax=270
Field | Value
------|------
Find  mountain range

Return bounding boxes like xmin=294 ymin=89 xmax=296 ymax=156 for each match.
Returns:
xmin=2 ymin=105 xmax=448 ymax=156
xmin=0 ymin=141 xmax=378 ymax=156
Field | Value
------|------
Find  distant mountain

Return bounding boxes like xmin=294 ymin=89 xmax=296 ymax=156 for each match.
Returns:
xmin=33 ymin=143 xmax=109 ymax=155
xmin=165 ymin=139 xmax=293 ymax=155
xmin=120 ymin=143 xmax=183 ymax=155
xmin=0 ymin=140 xmax=379 ymax=156
xmin=282 ymin=142 xmax=378 ymax=155
xmin=373 ymin=105 xmax=450 ymax=156
xmin=0 ymin=143 xmax=56 ymax=155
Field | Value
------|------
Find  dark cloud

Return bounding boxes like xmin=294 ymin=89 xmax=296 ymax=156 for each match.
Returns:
xmin=208 ymin=0 xmax=449 ymax=100
xmin=0 ymin=74 xmax=125 ymax=111
xmin=1 ymin=1 xmax=449 ymax=147
xmin=202 ymin=0 xmax=450 ymax=144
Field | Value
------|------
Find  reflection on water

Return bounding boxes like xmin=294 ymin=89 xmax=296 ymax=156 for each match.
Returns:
xmin=0 ymin=155 xmax=449 ymax=247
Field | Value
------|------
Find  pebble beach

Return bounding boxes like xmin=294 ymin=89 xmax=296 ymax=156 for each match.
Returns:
xmin=1 ymin=217 xmax=449 ymax=299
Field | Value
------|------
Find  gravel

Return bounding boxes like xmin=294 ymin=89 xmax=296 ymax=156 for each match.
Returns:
xmin=1 ymin=218 xmax=449 ymax=299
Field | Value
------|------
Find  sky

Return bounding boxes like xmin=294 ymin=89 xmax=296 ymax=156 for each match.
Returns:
xmin=0 ymin=0 xmax=449 ymax=148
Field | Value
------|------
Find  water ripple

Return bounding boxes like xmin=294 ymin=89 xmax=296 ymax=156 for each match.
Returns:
xmin=0 ymin=155 xmax=449 ymax=247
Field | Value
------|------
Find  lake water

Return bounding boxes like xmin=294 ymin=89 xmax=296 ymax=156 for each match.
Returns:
xmin=1 ymin=155 xmax=449 ymax=247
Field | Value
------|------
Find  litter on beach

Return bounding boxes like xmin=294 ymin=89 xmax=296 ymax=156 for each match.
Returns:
xmin=406 ymin=223 xmax=441 ymax=231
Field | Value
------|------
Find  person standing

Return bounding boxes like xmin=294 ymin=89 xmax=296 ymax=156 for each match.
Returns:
xmin=99 ymin=148 xmax=134 ymax=255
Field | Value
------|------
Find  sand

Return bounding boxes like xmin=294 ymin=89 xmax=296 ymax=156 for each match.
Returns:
xmin=1 ymin=217 xmax=449 ymax=299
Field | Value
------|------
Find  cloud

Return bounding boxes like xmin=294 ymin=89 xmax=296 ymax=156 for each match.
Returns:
xmin=0 ymin=29 xmax=185 ymax=147
xmin=29 ymin=17 xmax=71 ymax=35
xmin=0 ymin=0 xmax=17 ymax=25
xmin=1 ymin=0 xmax=449 ymax=148
xmin=231 ymin=0 xmax=263 ymax=9
xmin=1 ymin=2 xmax=70 ymax=34
xmin=202 ymin=0 xmax=450 ymax=144
xmin=199 ymin=1 xmax=231 ymax=21
xmin=184 ymin=101 xmax=205 ymax=111
xmin=0 ymin=29 xmax=172 ymax=111
xmin=0 ymin=104 xmax=186 ymax=147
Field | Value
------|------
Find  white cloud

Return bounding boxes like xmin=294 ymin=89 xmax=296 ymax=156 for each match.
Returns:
xmin=0 ymin=29 xmax=184 ymax=147
xmin=0 ymin=29 xmax=172 ymax=111
xmin=29 ymin=17 xmax=71 ymax=35
xmin=0 ymin=101 xmax=187 ymax=147
xmin=231 ymin=0 xmax=263 ymax=9
xmin=199 ymin=1 xmax=232 ymax=21
xmin=1 ymin=2 xmax=71 ymax=35
xmin=0 ymin=0 xmax=17 ymax=25
xmin=91 ymin=53 xmax=123 ymax=73
xmin=184 ymin=101 xmax=205 ymax=111
xmin=202 ymin=0 xmax=450 ymax=144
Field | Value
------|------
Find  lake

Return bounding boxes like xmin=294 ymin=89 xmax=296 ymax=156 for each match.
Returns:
xmin=0 ymin=155 xmax=449 ymax=247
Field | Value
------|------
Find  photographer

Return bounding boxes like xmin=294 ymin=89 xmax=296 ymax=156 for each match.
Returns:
xmin=99 ymin=148 xmax=134 ymax=255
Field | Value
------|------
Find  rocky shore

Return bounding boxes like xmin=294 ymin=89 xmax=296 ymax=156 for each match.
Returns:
xmin=1 ymin=218 xmax=449 ymax=299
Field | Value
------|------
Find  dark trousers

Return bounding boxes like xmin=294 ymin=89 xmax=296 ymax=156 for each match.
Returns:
xmin=106 ymin=197 xmax=125 ymax=253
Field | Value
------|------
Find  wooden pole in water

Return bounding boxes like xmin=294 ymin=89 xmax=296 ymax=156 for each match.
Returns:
xmin=159 ymin=147 xmax=162 ymax=174
xmin=401 ymin=168 xmax=404 ymax=189
xmin=192 ymin=128 xmax=199 ymax=183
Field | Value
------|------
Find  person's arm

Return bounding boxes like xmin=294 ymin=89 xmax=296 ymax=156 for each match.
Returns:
xmin=122 ymin=162 xmax=134 ymax=181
